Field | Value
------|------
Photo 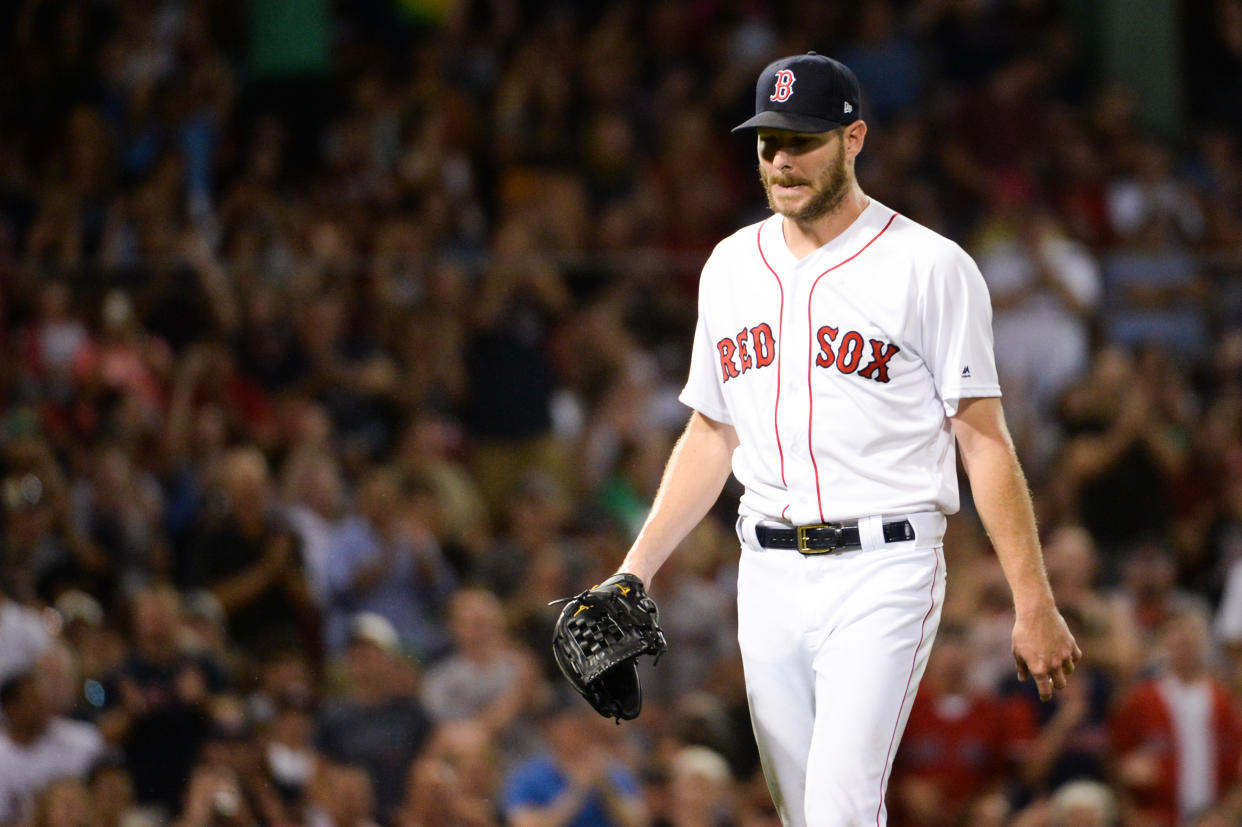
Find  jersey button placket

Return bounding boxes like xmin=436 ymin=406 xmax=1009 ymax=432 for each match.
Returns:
xmin=780 ymin=270 xmax=810 ymax=515
xmin=797 ymin=265 xmax=821 ymax=525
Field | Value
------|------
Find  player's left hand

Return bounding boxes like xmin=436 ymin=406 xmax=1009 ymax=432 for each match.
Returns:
xmin=1011 ymin=604 xmax=1082 ymax=702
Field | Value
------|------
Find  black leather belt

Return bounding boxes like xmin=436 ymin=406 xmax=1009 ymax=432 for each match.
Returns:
xmin=755 ymin=519 xmax=915 ymax=554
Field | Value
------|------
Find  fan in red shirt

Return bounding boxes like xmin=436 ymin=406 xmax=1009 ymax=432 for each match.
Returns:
xmin=1110 ymin=608 xmax=1242 ymax=826
xmin=890 ymin=623 xmax=1022 ymax=826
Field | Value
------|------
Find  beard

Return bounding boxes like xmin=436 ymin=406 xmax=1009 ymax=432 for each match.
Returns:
xmin=760 ymin=137 xmax=849 ymax=222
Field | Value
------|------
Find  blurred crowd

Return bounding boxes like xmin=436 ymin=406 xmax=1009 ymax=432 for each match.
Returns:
xmin=1 ymin=0 xmax=1242 ymax=825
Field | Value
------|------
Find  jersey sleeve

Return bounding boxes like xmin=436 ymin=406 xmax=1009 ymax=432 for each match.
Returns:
xmin=919 ymin=244 xmax=1002 ymax=416
xmin=678 ymin=316 xmax=733 ymax=424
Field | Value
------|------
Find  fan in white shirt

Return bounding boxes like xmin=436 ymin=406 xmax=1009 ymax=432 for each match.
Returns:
xmin=0 ymin=669 xmax=106 ymax=823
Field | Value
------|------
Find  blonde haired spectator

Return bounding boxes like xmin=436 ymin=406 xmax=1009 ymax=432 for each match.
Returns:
xmin=1050 ymin=779 xmax=1118 ymax=826
xmin=666 ymin=746 xmax=736 ymax=827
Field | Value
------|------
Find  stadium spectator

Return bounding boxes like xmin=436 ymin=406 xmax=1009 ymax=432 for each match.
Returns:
xmin=190 ymin=693 xmax=295 ymax=827
xmin=1043 ymin=526 xmax=1140 ymax=681
xmin=397 ymin=720 xmax=501 ymax=827
xmin=473 ymin=469 xmax=582 ymax=601
xmin=1110 ymin=541 xmax=1212 ymax=668
xmin=307 ymin=763 xmax=382 ymax=827
xmin=1100 ymin=218 xmax=1210 ymax=364
xmin=659 ymin=745 xmax=737 ymax=827
xmin=1055 ymin=349 xmax=1181 ymax=569
xmin=0 ymin=586 xmax=52 ymax=685
xmin=68 ymin=442 xmax=166 ymax=604
xmin=316 ymin=613 xmax=433 ymax=823
xmin=0 ymin=439 xmax=78 ymax=605
xmin=974 ymin=199 xmax=1099 ymax=461
xmin=177 ymin=447 xmax=317 ymax=660
xmin=890 ymin=623 xmax=1016 ymax=825
xmin=280 ymin=448 xmax=345 ymax=612
xmin=1000 ymin=612 xmax=1115 ymax=797
xmin=1110 ymin=609 xmax=1242 ymax=825
xmin=89 ymin=758 xmax=147 ymax=827
xmin=1048 ymin=779 xmax=1119 ymax=827
xmin=72 ymin=289 xmax=170 ymax=419
xmin=0 ymin=668 xmax=105 ymax=823
xmin=502 ymin=699 xmax=647 ymax=827
xmin=29 ymin=777 xmax=98 ymax=827
xmin=54 ymin=588 xmax=127 ymax=698
xmin=393 ymin=410 xmax=491 ymax=563
xmin=324 ymin=465 xmax=455 ymax=660
xmin=464 ymin=219 xmax=570 ymax=517
xmin=421 ymin=588 xmax=542 ymax=769
xmin=18 ymin=281 xmax=92 ymax=405
xmin=173 ymin=763 xmax=258 ymax=827
xmin=640 ymin=520 xmax=737 ymax=702
xmin=97 ymin=584 xmax=227 ymax=815
xmin=260 ymin=695 xmax=320 ymax=823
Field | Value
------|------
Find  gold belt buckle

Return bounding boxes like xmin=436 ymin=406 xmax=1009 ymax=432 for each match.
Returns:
xmin=796 ymin=523 xmax=838 ymax=554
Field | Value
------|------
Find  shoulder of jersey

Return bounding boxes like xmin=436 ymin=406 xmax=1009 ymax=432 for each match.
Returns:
xmin=887 ymin=213 xmax=968 ymax=261
xmin=887 ymin=212 xmax=982 ymax=283
xmin=711 ymin=219 xmax=768 ymax=258
xmin=696 ymin=219 xmax=769 ymax=282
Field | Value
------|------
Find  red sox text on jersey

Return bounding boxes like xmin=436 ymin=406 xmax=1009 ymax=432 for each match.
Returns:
xmin=717 ymin=325 xmax=901 ymax=384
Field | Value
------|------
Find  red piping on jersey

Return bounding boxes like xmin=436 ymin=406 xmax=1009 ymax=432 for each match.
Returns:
xmin=876 ymin=548 xmax=940 ymax=826
xmin=756 ymin=219 xmax=787 ymax=493
xmin=805 ymin=212 xmax=898 ymax=522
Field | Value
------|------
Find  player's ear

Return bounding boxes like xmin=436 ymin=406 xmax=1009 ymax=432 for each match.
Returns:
xmin=844 ymin=120 xmax=867 ymax=160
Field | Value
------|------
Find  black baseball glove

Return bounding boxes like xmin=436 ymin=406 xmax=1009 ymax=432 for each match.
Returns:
xmin=550 ymin=573 xmax=668 ymax=721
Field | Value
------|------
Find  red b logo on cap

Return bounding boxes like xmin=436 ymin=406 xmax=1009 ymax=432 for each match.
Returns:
xmin=770 ymin=69 xmax=795 ymax=102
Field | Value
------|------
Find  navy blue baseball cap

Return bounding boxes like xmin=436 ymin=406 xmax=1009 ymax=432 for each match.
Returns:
xmin=733 ymin=52 xmax=861 ymax=133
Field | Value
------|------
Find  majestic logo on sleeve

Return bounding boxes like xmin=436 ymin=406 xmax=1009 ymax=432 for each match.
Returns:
xmin=769 ymin=70 xmax=796 ymax=102
xmin=717 ymin=324 xmax=776 ymax=382
xmin=815 ymin=326 xmax=901 ymax=383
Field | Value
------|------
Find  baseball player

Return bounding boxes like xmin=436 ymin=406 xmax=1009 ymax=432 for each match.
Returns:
xmin=613 ymin=53 xmax=1082 ymax=825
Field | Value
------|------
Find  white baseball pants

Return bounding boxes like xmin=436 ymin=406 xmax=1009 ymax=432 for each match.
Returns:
xmin=735 ymin=512 xmax=946 ymax=827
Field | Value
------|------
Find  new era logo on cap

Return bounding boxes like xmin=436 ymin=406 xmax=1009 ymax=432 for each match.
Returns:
xmin=734 ymin=52 xmax=862 ymax=134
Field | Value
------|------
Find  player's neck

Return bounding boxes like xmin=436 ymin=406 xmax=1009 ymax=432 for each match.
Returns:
xmin=782 ymin=185 xmax=870 ymax=260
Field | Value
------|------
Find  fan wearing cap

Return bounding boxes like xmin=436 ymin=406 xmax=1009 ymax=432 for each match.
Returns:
xmin=608 ymin=53 xmax=1081 ymax=825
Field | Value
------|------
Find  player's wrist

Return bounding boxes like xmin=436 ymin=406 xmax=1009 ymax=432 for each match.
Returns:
xmin=615 ymin=560 xmax=653 ymax=586
xmin=602 ymin=572 xmax=646 ymax=591
xmin=1013 ymin=590 xmax=1057 ymax=617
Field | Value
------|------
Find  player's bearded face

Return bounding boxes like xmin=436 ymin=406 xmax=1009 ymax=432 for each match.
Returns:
xmin=759 ymin=132 xmax=849 ymax=222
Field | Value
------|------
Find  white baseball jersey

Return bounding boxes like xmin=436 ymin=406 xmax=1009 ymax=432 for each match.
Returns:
xmin=679 ymin=199 xmax=1000 ymax=526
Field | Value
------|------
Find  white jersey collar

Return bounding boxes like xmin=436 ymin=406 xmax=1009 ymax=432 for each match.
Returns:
xmin=762 ymin=198 xmax=895 ymax=272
